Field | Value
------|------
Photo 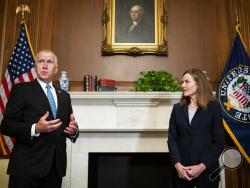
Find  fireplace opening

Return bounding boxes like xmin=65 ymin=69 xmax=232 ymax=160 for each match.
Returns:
xmin=88 ymin=152 xmax=173 ymax=188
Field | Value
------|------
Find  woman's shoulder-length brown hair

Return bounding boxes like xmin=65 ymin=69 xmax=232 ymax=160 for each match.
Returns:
xmin=180 ymin=69 xmax=216 ymax=109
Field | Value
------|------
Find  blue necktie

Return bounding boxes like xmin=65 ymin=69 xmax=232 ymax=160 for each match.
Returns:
xmin=46 ymin=84 xmax=57 ymax=118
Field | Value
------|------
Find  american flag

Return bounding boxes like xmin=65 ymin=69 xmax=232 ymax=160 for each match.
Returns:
xmin=233 ymin=82 xmax=250 ymax=107
xmin=0 ymin=22 xmax=36 ymax=157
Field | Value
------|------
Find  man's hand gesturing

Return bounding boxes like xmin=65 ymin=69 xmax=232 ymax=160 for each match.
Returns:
xmin=35 ymin=111 xmax=62 ymax=133
xmin=64 ymin=113 xmax=78 ymax=136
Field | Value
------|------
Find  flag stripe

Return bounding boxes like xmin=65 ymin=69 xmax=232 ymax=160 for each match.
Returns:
xmin=5 ymin=72 xmax=12 ymax=92
xmin=14 ymin=79 xmax=20 ymax=84
xmin=0 ymin=96 xmax=5 ymax=115
xmin=2 ymin=78 xmax=10 ymax=99
xmin=4 ymin=135 xmax=12 ymax=153
xmin=28 ymin=71 xmax=34 ymax=81
xmin=31 ymin=69 xmax=36 ymax=77
xmin=3 ymin=135 xmax=12 ymax=153
xmin=19 ymin=76 xmax=25 ymax=83
xmin=22 ymin=73 xmax=30 ymax=82
xmin=0 ymin=134 xmax=8 ymax=155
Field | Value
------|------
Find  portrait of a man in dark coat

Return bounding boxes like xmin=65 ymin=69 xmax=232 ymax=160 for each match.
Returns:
xmin=115 ymin=0 xmax=155 ymax=43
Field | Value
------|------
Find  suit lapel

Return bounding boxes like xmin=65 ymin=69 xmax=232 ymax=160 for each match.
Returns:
xmin=190 ymin=107 xmax=201 ymax=126
xmin=182 ymin=103 xmax=202 ymax=128
xmin=32 ymin=79 xmax=51 ymax=110
xmin=55 ymin=86 xmax=63 ymax=118
xmin=183 ymin=105 xmax=190 ymax=126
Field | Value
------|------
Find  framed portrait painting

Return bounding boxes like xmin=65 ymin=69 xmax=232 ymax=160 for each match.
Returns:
xmin=102 ymin=0 xmax=168 ymax=56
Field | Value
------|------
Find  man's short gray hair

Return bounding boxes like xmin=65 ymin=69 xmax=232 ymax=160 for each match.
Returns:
xmin=35 ymin=49 xmax=58 ymax=65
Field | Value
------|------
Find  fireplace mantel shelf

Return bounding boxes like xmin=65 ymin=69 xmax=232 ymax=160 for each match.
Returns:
xmin=69 ymin=91 xmax=182 ymax=99
xmin=70 ymin=91 xmax=180 ymax=132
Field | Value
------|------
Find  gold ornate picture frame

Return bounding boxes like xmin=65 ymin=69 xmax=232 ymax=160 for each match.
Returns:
xmin=102 ymin=0 xmax=168 ymax=56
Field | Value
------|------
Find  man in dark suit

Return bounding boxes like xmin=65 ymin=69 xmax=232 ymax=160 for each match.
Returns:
xmin=1 ymin=49 xmax=79 ymax=188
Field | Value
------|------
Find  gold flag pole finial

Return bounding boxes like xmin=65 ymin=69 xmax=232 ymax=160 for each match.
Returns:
xmin=234 ymin=9 xmax=247 ymax=49
xmin=236 ymin=9 xmax=239 ymax=25
xmin=16 ymin=4 xmax=30 ymax=20
xmin=235 ymin=8 xmax=240 ymax=32
xmin=236 ymin=15 xmax=239 ymax=24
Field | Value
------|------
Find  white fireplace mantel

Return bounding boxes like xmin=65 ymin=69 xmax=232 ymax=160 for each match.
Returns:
xmin=61 ymin=92 xmax=180 ymax=188
xmin=70 ymin=91 xmax=181 ymax=132
xmin=70 ymin=91 xmax=182 ymax=99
